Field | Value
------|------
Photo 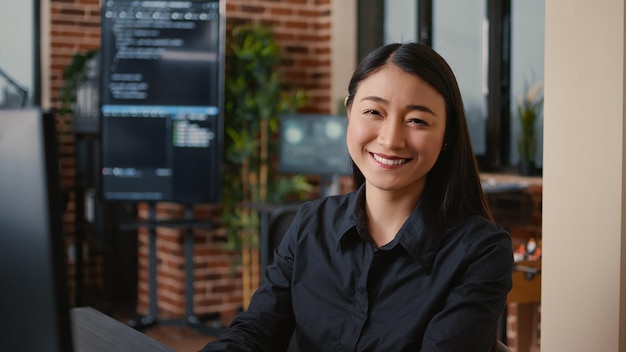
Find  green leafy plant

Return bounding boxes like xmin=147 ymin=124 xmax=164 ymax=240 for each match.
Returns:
xmin=59 ymin=49 xmax=99 ymax=116
xmin=221 ymin=22 xmax=311 ymax=251
xmin=517 ymin=81 xmax=544 ymax=165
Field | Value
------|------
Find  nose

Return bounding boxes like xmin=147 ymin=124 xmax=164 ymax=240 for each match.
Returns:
xmin=378 ymin=118 xmax=406 ymax=150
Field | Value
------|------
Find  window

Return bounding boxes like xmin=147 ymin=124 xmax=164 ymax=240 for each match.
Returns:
xmin=384 ymin=0 xmax=418 ymax=43
xmin=432 ymin=0 xmax=487 ymax=156
xmin=510 ymin=0 xmax=545 ymax=168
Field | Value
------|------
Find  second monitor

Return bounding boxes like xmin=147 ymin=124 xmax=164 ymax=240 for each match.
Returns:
xmin=278 ymin=113 xmax=351 ymax=177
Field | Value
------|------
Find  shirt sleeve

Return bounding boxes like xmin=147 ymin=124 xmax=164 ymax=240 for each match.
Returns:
xmin=198 ymin=211 xmax=300 ymax=352
xmin=420 ymin=223 xmax=513 ymax=352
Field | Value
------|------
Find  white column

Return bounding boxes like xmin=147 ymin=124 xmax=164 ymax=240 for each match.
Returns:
xmin=543 ymin=0 xmax=626 ymax=350
xmin=331 ymin=0 xmax=357 ymax=114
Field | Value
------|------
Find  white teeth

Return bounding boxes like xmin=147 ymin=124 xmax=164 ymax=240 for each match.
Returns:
xmin=373 ymin=154 xmax=406 ymax=165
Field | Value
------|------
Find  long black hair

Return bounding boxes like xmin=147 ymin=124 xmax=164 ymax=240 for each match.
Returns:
xmin=345 ymin=42 xmax=492 ymax=223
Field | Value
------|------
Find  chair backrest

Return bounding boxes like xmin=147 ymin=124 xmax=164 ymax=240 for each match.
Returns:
xmin=266 ymin=204 xmax=300 ymax=264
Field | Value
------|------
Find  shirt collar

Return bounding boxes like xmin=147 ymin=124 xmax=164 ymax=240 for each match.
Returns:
xmin=337 ymin=184 xmax=442 ymax=275
xmin=396 ymin=202 xmax=442 ymax=274
xmin=335 ymin=184 xmax=367 ymax=249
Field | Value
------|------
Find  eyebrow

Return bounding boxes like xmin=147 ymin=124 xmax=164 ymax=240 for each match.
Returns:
xmin=360 ymin=95 xmax=439 ymax=117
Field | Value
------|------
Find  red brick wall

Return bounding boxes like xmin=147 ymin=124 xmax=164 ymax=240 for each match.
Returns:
xmin=226 ymin=0 xmax=332 ymax=113
xmin=49 ymin=0 xmax=102 ymax=301
xmin=134 ymin=202 xmax=241 ymax=320
xmin=48 ymin=0 xmax=333 ymax=320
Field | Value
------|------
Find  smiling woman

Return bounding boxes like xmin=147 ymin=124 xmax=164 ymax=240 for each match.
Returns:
xmin=200 ymin=42 xmax=513 ymax=352
xmin=346 ymin=63 xmax=445 ymax=203
xmin=345 ymin=63 xmax=447 ymax=246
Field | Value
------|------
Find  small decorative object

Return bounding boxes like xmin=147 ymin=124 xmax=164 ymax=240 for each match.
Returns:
xmin=514 ymin=237 xmax=542 ymax=263
xmin=516 ymin=81 xmax=544 ymax=176
xmin=525 ymin=237 xmax=538 ymax=256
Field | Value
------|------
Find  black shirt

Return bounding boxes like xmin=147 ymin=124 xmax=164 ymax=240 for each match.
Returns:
xmin=201 ymin=187 xmax=513 ymax=351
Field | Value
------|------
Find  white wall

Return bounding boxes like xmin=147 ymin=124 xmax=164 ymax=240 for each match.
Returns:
xmin=543 ymin=0 xmax=626 ymax=350
xmin=0 ymin=1 xmax=35 ymax=107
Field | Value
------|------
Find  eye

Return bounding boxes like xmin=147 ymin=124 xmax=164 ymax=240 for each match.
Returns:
xmin=364 ymin=109 xmax=381 ymax=116
xmin=362 ymin=109 xmax=384 ymax=119
xmin=407 ymin=117 xmax=429 ymax=126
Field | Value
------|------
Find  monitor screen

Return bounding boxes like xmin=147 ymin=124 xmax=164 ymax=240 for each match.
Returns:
xmin=0 ymin=109 xmax=73 ymax=351
xmin=278 ymin=114 xmax=352 ymax=176
xmin=99 ymin=0 xmax=224 ymax=203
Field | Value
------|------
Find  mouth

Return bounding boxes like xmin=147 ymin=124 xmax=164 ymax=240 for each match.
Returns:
xmin=371 ymin=153 xmax=411 ymax=166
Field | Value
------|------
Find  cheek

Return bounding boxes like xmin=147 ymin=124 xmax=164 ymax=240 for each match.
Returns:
xmin=345 ymin=123 xmax=359 ymax=159
xmin=346 ymin=120 xmax=370 ymax=155
xmin=410 ymin=134 xmax=444 ymax=161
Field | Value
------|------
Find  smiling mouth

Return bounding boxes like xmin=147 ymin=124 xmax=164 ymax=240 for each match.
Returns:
xmin=372 ymin=153 xmax=410 ymax=166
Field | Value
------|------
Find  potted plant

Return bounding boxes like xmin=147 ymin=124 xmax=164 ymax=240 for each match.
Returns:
xmin=516 ymin=81 xmax=543 ymax=176
xmin=59 ymin=49 xmax=99 ymax=116
xmin=221 ymin=22 xmax=312 ymax=306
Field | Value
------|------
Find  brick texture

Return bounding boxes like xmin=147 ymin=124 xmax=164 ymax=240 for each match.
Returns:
xmin=226 ymin=0 xmax=333 ymax=113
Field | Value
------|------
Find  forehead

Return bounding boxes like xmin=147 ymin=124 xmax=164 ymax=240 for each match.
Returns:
xmin=354 ymin=64 xmax=445 ymax=109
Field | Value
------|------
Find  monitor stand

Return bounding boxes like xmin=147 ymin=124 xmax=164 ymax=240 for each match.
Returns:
xmin=119 ymin=203 xmax=222 ymax=335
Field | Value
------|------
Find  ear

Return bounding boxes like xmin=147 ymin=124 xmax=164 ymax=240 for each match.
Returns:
xmin=344 ymin=96 xmax=350 ymax=113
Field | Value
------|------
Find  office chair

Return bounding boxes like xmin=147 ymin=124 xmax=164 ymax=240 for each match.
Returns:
xmin=263 ymin=204 xmax=301 ymax=352
xmin=266 ymin=204 xmax=300 ymax=265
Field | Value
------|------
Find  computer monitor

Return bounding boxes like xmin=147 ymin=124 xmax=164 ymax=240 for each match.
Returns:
xmin=278 ymin=113 xmax=352 ymax=176
xmin=0 ymin=109 xmax=73 ymax=351
xmin=278 ymin=113 xmax=352 ymax=197
xmin=99 ymin=0 xmax=225 ymax=203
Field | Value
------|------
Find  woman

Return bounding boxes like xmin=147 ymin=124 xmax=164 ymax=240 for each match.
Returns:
xmin=201 ymin=42 xmax=513 ymax=352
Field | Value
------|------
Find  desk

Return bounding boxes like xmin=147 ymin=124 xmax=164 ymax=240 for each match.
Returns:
xmin=481 ymin=179 xmax=541 ymax=349
xmin=507 ymin=261 xmax=541 ymax=352
xmin=509 ymin=261 xmax=541 ymax=304
xmin=71 ymin=307 xmax=175 ymax=352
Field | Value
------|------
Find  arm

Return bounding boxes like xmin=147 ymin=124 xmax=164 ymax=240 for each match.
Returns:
xmin=199 ymin=213 xmax=300 ymax=352
xmin=421 ymin=229 xmax=513 ymax=352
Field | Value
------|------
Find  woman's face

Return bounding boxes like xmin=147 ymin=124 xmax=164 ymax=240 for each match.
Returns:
xmin=346 ymin=63 xmax=446 ymax=196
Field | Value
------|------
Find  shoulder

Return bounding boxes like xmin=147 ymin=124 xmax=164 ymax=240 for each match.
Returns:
xmin=447 ymin=214 xmax=509 ymax=240
xmin=444 ymin=215 xmax=513 ymax=258
xmin=297 ymin=191 xmax=358 ymax=217
xmin=434 ymin=215 xmax=514 ymax=286
xmin=291 ymin=192 xmax=358 ymax=234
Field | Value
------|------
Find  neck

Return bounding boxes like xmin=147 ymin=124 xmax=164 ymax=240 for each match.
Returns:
xmin=364 ymin=185 xmax=422 ymax=247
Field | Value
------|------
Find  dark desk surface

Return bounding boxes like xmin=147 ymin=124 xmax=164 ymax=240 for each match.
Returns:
xmin=71 ymin=307 xmax=175 ymax=352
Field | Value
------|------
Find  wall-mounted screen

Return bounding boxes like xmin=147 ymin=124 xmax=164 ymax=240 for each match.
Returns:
xmin=99 ymin=0 xmax=224 ymax=203
xmin=278 ymin=114 xmax=351 ymax=176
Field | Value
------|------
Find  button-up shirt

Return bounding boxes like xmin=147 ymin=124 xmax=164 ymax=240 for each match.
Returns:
xmin=201 ymin=187 xmax=513 ymax=352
